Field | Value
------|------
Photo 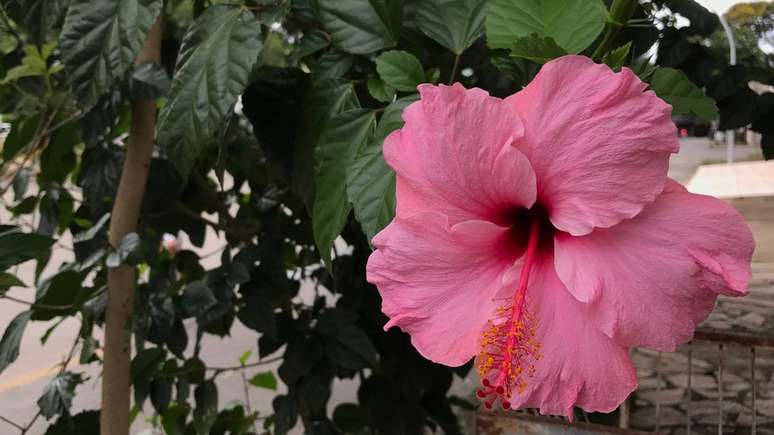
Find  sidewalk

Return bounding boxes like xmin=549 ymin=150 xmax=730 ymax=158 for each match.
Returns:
xmin=630 ymin=138 xmax=774 ymax=433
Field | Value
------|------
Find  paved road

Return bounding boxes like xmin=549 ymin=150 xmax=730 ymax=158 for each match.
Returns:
xmin=0 ymin=137 xmax=764 ymax=434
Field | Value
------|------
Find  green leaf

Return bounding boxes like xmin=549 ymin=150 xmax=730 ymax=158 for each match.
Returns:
xmin=73 ymin=213 xmax=110 ymax=243
xmin=3 ymin=115 xmax=40 ymax=162
xmin=33 ymin=270 xmax=84 ymax=320
xmin=313 ymin=109 xmax=375 ymax=270
xmin=272 ymin=394 xmax=298 ymax=435
xmin=238 ymin=349 xmax=252 ymax=366
xmin=0 ymin=311 xmax=31 ymax=375
xmin=0 ymin=45 xmax=51 ymax=84
xmin=602 ymin=42 xmax=631 ymax=70
xmin=316 ymin=308 xmax=378 ymax=370
xmin=10 ymin=196 xmax=38 ymax=216
xmin=0 ymin=273 xmax=25 ymax=294
xmin=415 ymin=0 xmax=486 ymax=54
xmin=106 ymin=232 xmax=142 ymax=267
xmin=0 ymin=0 xmax=67 ymax=45
xmin=0 ymin=228 xmax=55 ymax=269
xmin=37 ymin=372 xmax=83 ymax=419
xmin=257 ymin=0 xmax=291 ymax=25
xmin=79 ymin=336 xmax=98 ymax=364
xmin=486 ymin=0 xmax=607 ymax=53
xmin=182 ymin=357 xmax=206 ymax=385
xmin=249 ymin=371 xmax=278 ymax=390
xmin=649 ymin=67 xmax=718 ymax=121
xmin=509 ymin=34 xmax=567 ymax=64
xmin=150 ymin=377 xmax=173 ymax=414
xmin=59 ymin=0 xmax=163 ymax=108
xmin=633 ymin=58 xmax=658 ymax=82
xmin=367 ymin=77 xmax=396 ymax=102
xmin=12 ymin=168 xmax=30 ymax=201
xmin=314 ymin=50 xmax=355 ymax=80
xmin=44 ymin=410 xmax=100 ymax=435
xmin=39 ymin=122 xmax=79 ymax=184
xmin=278 ymin=336 xmax=324 ymax=385
xmin=293 ymin=80 xmax=360 ymax=210
xmin=131 ymin=347 xmax=166 ymax=383
xmin=333 ymin=403 xmax=368 ymax=433
xmin=156 ymin=5 xmax=263 ymax=178
xmin=129 ymin=61 xmax=170 ymax=99
xmin=161 ymin=402 xmax=190 ymax=435
xmin=77 ymin=146 xmax=123 ymax=209
xmin=316 ymin=0 xmax=402 ymax=54
xmin=375 ymin=50 xmax=426 ymax=92
xmin=346 ymin=96 xmax=417 ymax=241
xmin=194 ymin=381 xmax=218 ymax=434
xmin=294 ymin=30 xmax=330 ymax=58
xmin=181 ymin=280 xmax=217 ymax=318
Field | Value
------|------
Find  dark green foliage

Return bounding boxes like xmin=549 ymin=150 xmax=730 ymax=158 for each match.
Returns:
xmin=415 ymin=0 xmax=486 ymax=55
xmin=59 ymin=0 xmax=162 ymax=107
xmin=156 ymin=4 xmax=263 ymax=178
xmin=38 ymin=372 xmax=83 ymax=419
xmin=510 ymin=34 xmax=568 ymax=64
xmin=43 ymin=410 xmax=100 ymax=435
xmin=0 ymin=311 xmax=31 ymax=375
xmin=0 ymin=228 xmax=54 ymax=269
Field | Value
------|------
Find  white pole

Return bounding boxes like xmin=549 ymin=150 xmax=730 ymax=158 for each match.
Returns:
xmin=718 ymin=12 xmax=737 ymax=163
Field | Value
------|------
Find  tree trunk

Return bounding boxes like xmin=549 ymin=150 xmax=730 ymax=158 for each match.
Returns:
xmin=101 ymin=17 xmax=161 ymax=435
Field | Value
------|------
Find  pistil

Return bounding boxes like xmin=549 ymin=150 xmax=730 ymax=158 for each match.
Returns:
xmin=476 ymin=213 xmax=543 ymax=410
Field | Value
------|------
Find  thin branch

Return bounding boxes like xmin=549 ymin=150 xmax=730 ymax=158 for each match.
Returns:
xmin=159 ymin=356 xmax=283 ymax=380
xmin=0 ymin=103 xmax=78 ymax=196
xmin=172 ymin=200 xmax=260 ymax=239
xmin=0 ymin=294 xmax=75 ymax=311
xmin=208 ymin=356 xmax=283 ymax=373
xmin=239 ymin=362 xmax=257 ymax=434
xmin=0 ymin=415 xmax=24 ymax=431
xmin=0 ymin=287 xmax=105 ymax=312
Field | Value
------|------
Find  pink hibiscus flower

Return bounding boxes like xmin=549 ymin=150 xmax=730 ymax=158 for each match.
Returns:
xmin=366 ymin=55 xmax=755 ymax=417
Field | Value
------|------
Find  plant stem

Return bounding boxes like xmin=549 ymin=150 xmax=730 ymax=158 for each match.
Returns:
xmin=448 ymin=54 xmax=461 ymax=85
xmin=591 ymin=0 xmax=640 ymax=60
xmin=101 ymin=17 xmax=161 ymax=435
xmin=239 ymin=363 xmax=257 ymax=433
xmin=0 ymin=294 xmax=74 ymax=311
xmin=209 ymin=356 xmax=283 ymax=373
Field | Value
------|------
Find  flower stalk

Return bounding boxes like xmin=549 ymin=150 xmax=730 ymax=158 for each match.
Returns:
xmin=591 ymin=0 xmax=640 ymax=60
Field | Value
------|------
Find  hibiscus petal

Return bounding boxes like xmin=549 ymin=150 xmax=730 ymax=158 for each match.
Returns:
xmin=554 ymin=180 xmax=755 ymax=351
xmin=385 ymin=83 xmax=536 ymax=226
xmin=367 ymin=212 xmax=520 ymax=366
xmin=504 ymin=55 xmax=678 ymax=236
xmin=506 ymin=258 xmax=637 ymax=417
